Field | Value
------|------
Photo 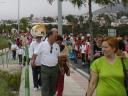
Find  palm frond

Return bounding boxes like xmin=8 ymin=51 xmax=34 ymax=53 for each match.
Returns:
xmin=47 ymin=0 xmax=54 ymax=4
xmin=95 ymin=0 xmax=120 ymax=5
xmin=121 ymin=0 xmax=128 ymax=6
xmin=70 ymin=0 xmax=85 ymax=8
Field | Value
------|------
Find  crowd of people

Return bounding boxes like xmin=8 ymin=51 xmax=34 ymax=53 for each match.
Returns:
xmin=9 ymin=22 xmax=128 ymax=96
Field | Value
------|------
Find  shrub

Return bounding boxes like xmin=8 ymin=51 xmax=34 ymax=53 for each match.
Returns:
xmin=0 ymin=70 xmax=21 ymax=96
xmin=0 ymin=36 xmax=9 ymax=50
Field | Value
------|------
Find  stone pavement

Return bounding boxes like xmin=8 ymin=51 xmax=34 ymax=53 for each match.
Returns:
xmin=29 ymin=66 xmax=95 ymax=96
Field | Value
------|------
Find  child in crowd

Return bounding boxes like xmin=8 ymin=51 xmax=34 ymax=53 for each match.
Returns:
xmin=17 ymin=45 xmax=24 ymax=65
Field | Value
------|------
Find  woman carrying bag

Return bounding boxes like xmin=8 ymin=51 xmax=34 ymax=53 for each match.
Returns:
xmin=56 ymin=35 xmax=70 ymax=96
xmin=86 ymin=37 xmax=128 ymax=96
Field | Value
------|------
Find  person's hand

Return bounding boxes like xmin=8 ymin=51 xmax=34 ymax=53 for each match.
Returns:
xmin=85 ymin=93 xmax=87 ymax=96
xmin=94 ymin=52 xmax=100 ymax=57
xmin=61 ymin=55 xmax=67 ymax=58
xmin=66 ymin=70 xmax=70 ymax=76
xmin=60 ymin=68 xmax=65 ymax=75
xmin=30 ymin=60 xmax=36 ymax=67
xmin=122 ymin=51 xmax=128 ymax=58
xmin=60 ymin=55 xmax=67 ymax=61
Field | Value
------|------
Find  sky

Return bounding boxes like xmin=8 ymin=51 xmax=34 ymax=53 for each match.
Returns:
xmin=0 ymin=0 xmax=101 ymax=20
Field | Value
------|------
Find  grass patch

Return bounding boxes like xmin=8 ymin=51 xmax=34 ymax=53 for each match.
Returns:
xmin=0 ymin=37 xmax=9 ymax=50
xmin=0 ymin=70 xmax=21 ymax=96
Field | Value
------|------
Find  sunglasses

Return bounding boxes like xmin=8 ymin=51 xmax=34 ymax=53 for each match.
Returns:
xmin=50 ymin=46 xmax=53 ymax=53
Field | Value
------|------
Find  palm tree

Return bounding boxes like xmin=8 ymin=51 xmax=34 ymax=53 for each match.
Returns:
xmin=65 ymin=15 xmax=78 ymax=33
xmin=79 ymin=15 xmax=84 ymax=28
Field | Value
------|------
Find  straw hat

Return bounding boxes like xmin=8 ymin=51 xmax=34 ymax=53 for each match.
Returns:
xmin=31 ymin=23 xmax=46 ymax=37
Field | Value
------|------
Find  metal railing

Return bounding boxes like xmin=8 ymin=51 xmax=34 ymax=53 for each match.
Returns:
xmin=0 ymin=48 xmax=12 ymax=68
xmin=24 ymin=45 xmax=30 ymax=96
xmin=0 ymin=47 xmax=30 ymax=96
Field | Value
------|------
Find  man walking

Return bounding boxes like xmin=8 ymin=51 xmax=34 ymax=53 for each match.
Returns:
xmin=11 ymin=41 xmax=18 ymax=60
xmin=31 ymin=28 xmax=60 ymax=96
xmin=29 ymin=23 xmax=46 ymax=91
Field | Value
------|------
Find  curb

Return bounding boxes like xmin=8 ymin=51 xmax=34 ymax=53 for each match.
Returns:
xmin=19 ymin=67 xmax=25 ymax=96
xmin=70 ymin=64 xmax=90 ymax=80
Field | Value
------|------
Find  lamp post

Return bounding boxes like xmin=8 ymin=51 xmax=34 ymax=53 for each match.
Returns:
xmin=88 ymin=0 xmax=93 ymax=63
xmin=58 ymin=0 xmax=62 ymax=35
xmin=18 ymin=0 xmax=20 ymax=34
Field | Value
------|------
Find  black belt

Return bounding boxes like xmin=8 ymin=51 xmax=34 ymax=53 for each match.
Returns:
xmin=41 ymin=64 xmax=57 ymax=69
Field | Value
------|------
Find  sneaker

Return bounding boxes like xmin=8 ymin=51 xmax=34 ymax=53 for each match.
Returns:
xmin=38 ymin=86 xmax=41 ymax=90
xmin=82 ymin=62 xmax=85 ymax=65
xmin=34 ymin=87 xmax=38 ymax=91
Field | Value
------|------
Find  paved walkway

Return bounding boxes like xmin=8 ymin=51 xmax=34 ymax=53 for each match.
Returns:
xmin=0 ymin=48 xmax=95 ymax=96
xmin=29 ymin=66 xmax=95 ymax=96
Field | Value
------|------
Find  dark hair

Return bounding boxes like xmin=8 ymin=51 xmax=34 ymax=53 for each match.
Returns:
xmin=118 ymin=40 xmax=125 ymax=51
xmin=96 ymin=34 xmax=103 ymax=40
xmin=46 ymin=31 xmax=53 ymax=37
xmin=57 ymin=35 xmax=63 ymax=41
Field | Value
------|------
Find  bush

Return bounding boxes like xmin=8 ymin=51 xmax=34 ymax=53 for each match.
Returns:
xmin=0 ymin=70 xmax=21 ymax=96
xmin=0 ymin=37 xmax=9 ymax=50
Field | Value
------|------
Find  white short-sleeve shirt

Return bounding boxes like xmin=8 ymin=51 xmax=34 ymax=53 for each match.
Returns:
xmin=29 ymin=41 xmax=42 ymax=66
xmin=34 ymin=40 xmax=60 ymax=67
xmin=17 ymin=48 xmax=24 ymax=55
xmin=80 ymin=44 xmax=87 ymax=53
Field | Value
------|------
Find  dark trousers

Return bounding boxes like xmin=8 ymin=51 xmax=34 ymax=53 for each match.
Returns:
xmin=82 ymin=53 xmax=85 ymax=63
xmin=18 ymin=54 xmax=22 ymax=65
xmin=12 ymin=50 xmax=16 ymax=60
xmin=32 ymin=66 xmax=41 ymax=88
xmin=41 ymin=65 xmax=58 ymax=96
xmin=73 ymin=49 xmax=77 ymax=63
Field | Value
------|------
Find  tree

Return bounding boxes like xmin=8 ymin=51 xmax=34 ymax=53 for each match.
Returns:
xmin=98 ymin=13 xmax=112 ymax=27
xmin=79 ymin=15 xmax=84 ymax=28
xmin=20 ymin=17 xmax=29 ymax=32
xmin=29 ymin=14 xmax=34 ymax=21
xmin=65 ymin=15 xmax=78 ymax=33
xmin=43 ymin=17 xmax=54 ymax=23
xmin=70 ymin=0 xmax=128 ymax=61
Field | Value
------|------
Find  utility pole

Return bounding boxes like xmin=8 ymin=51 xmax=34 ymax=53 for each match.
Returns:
xmin=18 ymin=0 xmax=20 ymax=34
xmin=88 ymin=0 xmax=94 ymax=63
xmin=58 ymin=0 xmax=63 ymax=35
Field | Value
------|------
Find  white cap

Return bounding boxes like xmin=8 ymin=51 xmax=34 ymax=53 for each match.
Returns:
xmin=51 ymin=28 xmax=58 ymax=32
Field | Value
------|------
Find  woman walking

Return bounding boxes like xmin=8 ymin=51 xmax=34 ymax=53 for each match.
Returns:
xmin=86 ymin=37 xmax=128 ymax=96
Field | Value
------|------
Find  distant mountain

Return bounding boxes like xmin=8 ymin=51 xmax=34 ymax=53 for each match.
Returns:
xmin=92 ymin=3 xmax=128 ymax=15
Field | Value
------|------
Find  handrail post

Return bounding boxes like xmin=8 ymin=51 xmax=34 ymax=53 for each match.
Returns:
xmin=24 ymin=46 xmax=30 ymax=96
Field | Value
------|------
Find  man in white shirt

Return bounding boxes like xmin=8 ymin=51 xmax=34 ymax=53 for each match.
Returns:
xmin=31 ymin=28 xmax=60 ymax=96
xmin=11 ymin=41 xmax=18 ymax=60
xmin=17 ymin=45 xmax=24 ymax=65
xmin=80 ymin=40 xmax=87 ymax=65
xmin=29 ymin=23 xmax=46 ymax=91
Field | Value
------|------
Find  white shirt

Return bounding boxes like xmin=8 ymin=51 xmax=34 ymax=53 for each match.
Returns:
xmin=11 ymin=44 xmax=18 ymax=50
xmin=34 ymin=40 xmax=60 ymax=67
xmin=29 ymin=41 xmax=42 ymax=66
xmin=80 ymin=44 xmax=87 ymax=53
xmin=17 ymin=48 xmax=24 ymax=55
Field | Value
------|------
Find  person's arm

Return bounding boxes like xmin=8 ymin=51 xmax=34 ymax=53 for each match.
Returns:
xmin=29 ymin=43 xmax=35 ymax=66
xmin=31 ymin=54 xmax=37 ymax=66
xmin=86 ymin=71 xmax=98 ymax=96
xmin=31 ymin=42 xmax=43 ymax=66
xmin=29 ymin=42 xmax=34 ymax=59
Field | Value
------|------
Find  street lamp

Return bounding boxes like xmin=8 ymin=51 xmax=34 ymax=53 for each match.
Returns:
xmin=58 ymin=0 xmax=62 ymax=35
xmin=18 ymin=0 xmax=20 ymax=34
